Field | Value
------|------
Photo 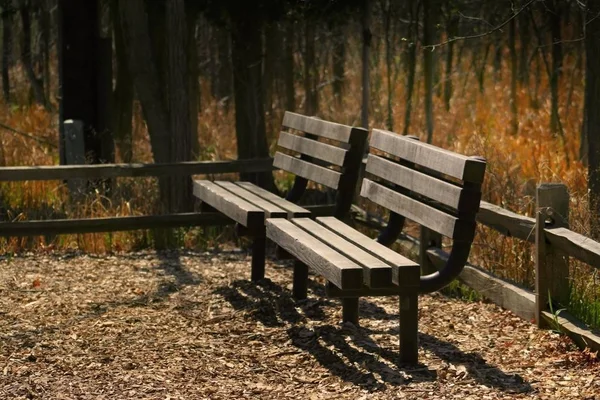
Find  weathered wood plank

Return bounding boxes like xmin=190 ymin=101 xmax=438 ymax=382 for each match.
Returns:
xmin=546 ymin=227 xmax=600 ymax=269
xmin=214 ymin=181 xmax=287 ymax=218
xmin=192 ymin=180 xmax=264 ymax=227
xmin=426 ymin=248 xmax=537 ymax=322
xmin=282 ymin=111 xmax=353 ymax=143
xmin=316 ymin=216 xmax=419 ymax=286
xmin=365 ymin=154 xmax=480 ymax=211
xmin=278 ymin=131 xmax=347 ymax=166
xmin=476 ymin=201 xmax=535 ymax=242
xmin=541 ymin=310 xmax=600 ymax=352
xmin=369 ymin=129 xmax=486 ymax=183
xmin=0 ymin=158 xmax=276 ymax=182
xmin=292 ymin=218 xmax=393 ymax=288
xmin=266 ymin=218 xmax=363 ymax=290
xmin=0 ymin=212 xmax=232 ymax=236
xmin=235 ymin=182 xmax=311 ymax=218
xmin=536 ymin=183 xmax=570 ymax=328
xmin=361 ymin=179 xmax=475 ymax=241
xmin=273 ymin=152 xmax=341 ymax=189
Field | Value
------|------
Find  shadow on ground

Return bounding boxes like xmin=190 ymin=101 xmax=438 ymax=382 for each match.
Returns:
xmin=215 ymin=277 xmax=532 ymax=393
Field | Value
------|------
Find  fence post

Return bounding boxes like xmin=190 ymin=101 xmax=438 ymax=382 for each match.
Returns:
xmin=64 ymin=119 xmax=86 ymax=197
xmin=535 ymin=183 xmax=570 ymax=328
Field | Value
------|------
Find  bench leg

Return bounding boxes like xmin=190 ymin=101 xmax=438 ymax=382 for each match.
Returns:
xmin=399 ymin=293 xmax=419 ymax=364
xmin=251 ymin=233 xmax=266 ymax=281
xmin=342 ymin=298 xmax=359 ymax=325
xmin=293 ymin=260 xmax=308 ymax=299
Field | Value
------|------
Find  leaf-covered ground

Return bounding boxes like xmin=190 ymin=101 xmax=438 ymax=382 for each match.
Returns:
xmin=1 ymin=249 xmax=598 ymax=399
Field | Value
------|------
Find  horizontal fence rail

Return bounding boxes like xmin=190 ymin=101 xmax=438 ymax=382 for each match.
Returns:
xmin=477 ymin=201 xmax=600 ymax=270
xmin=0 ymin=158 xmax=275 ymax=182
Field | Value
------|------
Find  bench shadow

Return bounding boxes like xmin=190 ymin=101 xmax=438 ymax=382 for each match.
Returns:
xmin=215 ymin=277 xmax=531 ymax=393
xmin=153 ymin=250 xmax=201 ymax=298
xmin=213 ymin=278 xmax=334 ymax=327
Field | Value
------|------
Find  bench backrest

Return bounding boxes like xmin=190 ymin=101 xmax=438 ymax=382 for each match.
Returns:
xmin=362 ymin=129 xmax=487 ymax=243
xmin=275 ymin=112 xmax=368 ymax=219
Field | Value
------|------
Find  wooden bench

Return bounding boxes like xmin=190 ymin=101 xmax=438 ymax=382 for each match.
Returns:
xmin=193 ymin=112 xmax=368 ymax=281
xmin=266 ymin=129 xmax=487 ymax=363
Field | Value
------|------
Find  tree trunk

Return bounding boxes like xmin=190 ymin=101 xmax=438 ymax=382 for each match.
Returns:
xmin=166 ymin=0 xmax=193 ymax=213
xmin=39 ymin=0 xmax=51 ymax=102
xmin=1 ymin=0 xmax=13 ymax=102
xmin=423 ymin=0 xmax=436 ymax=143
xmin=59 ymin=0 xmax=104 ymax=166
xmin=263 ymin=21 xmax=279 ymax=116
xmin=586 ymin=1 xmax=600 ymax=239
xmin=112 ymin=0 xmax=134 ymax=162
xmin=283 ymin=19 xmax=295 ymax=111
xmin=230 ymin=10 xmax=275 ymax=191
xmin=384 ymin=0 xmax=393 ymax=130
xmin=215 ymin=25 xmax=232 ymax=108
xmin=443 ymin=14 xmax=458 ymax=112
xmin=361 ymin=0 xmax=371 ymax=129
xmin=518 ymin=12 xmax=529 ymax=87
xmin=402 ymin=1 xmax=418 ymax=136
xmin=304 ymin=19 xmax=318 ymax=116
xmin=549 ymin=0 xmax=563 ymax=137
xmin=20 ymin=1 xmax=48 ymax=108
xmin=332 ymin=20 xmax=346 ymax=106
xmin=118 ymin=0 xmax=170 ymax=164
xmin=186 ymin=4 xmax=200 ymax=158
xmin=509 ymin=17 xmax=518 ymax=134
xmin=477 ymin=41 xmax=491 ymax=94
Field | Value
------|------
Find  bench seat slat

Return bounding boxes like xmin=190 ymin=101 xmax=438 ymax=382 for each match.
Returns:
xmin=266 ymin=219 xmax=363 ymax=290
xmin=292 ymin=218 xmax=392 ymax=288
xmin=235 ymin=182 xmax=311 ymax=218
xmin=366 ymin=154 xmax=481 ymax=211
xmin=283 ymin=112 xmax=353 ymax=143
xmin=193 ymin=180 xmax=264 ymax=227
xmin=316 ymin=216 xmax=419 ymax=286
xmin=361 ymin=179 xmax=463 ymax=240
xmin=370 ymin=129 xmax=486 ymax=183
xmin=278 ymin=131 xmax=347 ymax=166
xmin=214 ymin=181 xmax=287 ymax=218
xmin=273 ymin=152 xmax=341 ymax=189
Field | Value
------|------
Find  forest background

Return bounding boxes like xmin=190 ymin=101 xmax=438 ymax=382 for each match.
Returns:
xmin=0 ymin=0 xmax=599 ymax=330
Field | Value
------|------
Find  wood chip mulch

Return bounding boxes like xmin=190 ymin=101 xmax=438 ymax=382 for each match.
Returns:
xmin=1 ymin=249 xmax=598 ymax=399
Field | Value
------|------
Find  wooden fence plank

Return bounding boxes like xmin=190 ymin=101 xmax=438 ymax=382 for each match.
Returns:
xmin=541 ymin=311 xmax=600 ymax=352
xmin=0 ymin=158 xmax=275 ymax=182
xmin=546 ymin=227 xmax=600 ymax=269
xmin=477 ymin=201 xmax=535 ymax=242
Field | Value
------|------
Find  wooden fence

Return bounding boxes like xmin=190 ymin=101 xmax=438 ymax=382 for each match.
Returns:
xmin=355 ymin=182 xmax=600 ymax=352
xmin=1 ymin=158 xmax=599 ymax=352
xmin=0 ymin=158 xmax=337 ymax=236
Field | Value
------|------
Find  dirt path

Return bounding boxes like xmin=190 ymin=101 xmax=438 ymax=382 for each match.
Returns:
xmin=0 ymin=250 xmax=598 ymax=399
